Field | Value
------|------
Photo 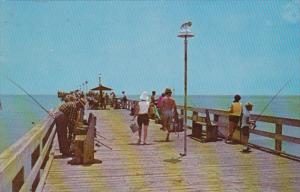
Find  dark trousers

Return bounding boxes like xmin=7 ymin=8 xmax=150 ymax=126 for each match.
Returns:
xmin=55 ymin=111 xmax=70 ymax=154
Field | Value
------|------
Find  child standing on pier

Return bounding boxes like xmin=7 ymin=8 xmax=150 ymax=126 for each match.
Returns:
xmin=241 ymin=102 xmax=255 ymax=152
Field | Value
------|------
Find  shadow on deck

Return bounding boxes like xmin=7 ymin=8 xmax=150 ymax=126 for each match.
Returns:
xmin=42 ymin=109 xmax=300 ymax=192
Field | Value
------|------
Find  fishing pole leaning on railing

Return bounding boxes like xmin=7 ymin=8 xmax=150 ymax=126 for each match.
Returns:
xmin=1 ymin=74 xmax=55 ymax=119
xmin=251 ymin=79 xmax=291 ymax=129
xmin=2 ymin=74 xmax=115 ymax=151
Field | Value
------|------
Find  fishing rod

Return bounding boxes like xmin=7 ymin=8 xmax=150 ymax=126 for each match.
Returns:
xmin=252 ymin=79 xmax=291 ymax=128
xmin=1 ymin=74 xmax=54 ymax=118
xmin=96 ymin=131 xmax=107 ymax=139
xmin=95 ymin=138 xmax=112 ymax=150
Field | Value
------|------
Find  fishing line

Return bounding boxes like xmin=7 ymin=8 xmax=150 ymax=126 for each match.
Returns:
xmin=95 ymin=138 xmax=112 ymax=150
xmin=0 ymin=73 xmax=54 ymax=119
xmin=185 ymin=96 xmax=227 ymax=138
xmin=253 ymin=79 xmax=291 ymax=124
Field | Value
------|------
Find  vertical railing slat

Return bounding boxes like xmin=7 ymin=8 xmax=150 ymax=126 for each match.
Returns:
xmin=275 ymin=123 xmax=283 ymax=152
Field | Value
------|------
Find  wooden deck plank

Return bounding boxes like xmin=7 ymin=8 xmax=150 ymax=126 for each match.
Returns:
xmin=42 ymin=109 xmax=300 ymax=192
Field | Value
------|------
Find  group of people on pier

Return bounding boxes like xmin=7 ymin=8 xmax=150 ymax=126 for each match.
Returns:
xmin=227 ymin=94 xmax=255 ymax=152
xmin=54 ymin=89 xmax=256 ymax=157
xmin=132 ymin=88 xmax=178 ymax=144
xmin=86 ymin=91 xmax=116 ymax=110
xmin=132 ymin=90 xmax=255 ymax=152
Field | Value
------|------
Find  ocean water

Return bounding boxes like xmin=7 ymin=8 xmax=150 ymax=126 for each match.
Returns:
xmin=0 ymin=95 xmax=299 ymax=156
xmin=131 ymin=94 xmax=300 ymax=156
xmin=0 ymin=95 xmax=60 ymax=153
xmin=179 ymin=95 xmax=300 ymax=157
xmin=130 ymin=95 xmax=300 ymax=119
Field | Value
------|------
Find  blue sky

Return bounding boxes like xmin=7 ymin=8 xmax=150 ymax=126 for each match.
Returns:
xmin=0 ymin=0 xmax=299 ymax=95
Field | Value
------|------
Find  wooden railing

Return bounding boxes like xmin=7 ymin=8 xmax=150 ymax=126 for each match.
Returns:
xmin=126 ymin=99 xmax=300 ymax=159
xmin=250 ymin=114 xmax=300 ymax=154
xmin=0 ymin=115 xmax=56 ymax=192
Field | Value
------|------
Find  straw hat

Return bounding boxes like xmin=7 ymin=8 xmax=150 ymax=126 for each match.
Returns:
xmin=65 ymin=94 xmax=76 ymax=102
xmin=245 ymin=102 xmax=253 ymax=107
xmin=140 ymin=91 xmax=149 ymax=101
xmin=245 ymin=102 xmax=253 ymax=110
xmin=165 ymin=88 xmax=172 ymax=94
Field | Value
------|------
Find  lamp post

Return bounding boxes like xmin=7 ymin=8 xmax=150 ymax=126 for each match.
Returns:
xmin=98 ymin=73 xmax=102 ymax=86
xmin=85 ymin=80 xmax=88 ymax=93
xmin=98 ymin=73 xmax=103 ymax=109
xmin=177 ymin=21 xmax=194 ymax=157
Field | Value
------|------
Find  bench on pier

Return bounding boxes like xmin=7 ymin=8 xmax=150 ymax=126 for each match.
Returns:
xmin=192 ymin=109 xmax=218 ymax=142
xmin=69 ymin=113 xmax=100 ymax=165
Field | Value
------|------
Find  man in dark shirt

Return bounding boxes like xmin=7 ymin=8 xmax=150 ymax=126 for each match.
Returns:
xmin=54 ymin=98 xmax=86 ymax=157
xmin=150 ymin=91 xmax=157 ymax=105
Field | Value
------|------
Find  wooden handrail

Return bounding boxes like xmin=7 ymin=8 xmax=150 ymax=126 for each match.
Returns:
xmin=126 ymin=99 xmax=300 ymax=158
xmin=0 ymin=114 xmax=56 ymax=192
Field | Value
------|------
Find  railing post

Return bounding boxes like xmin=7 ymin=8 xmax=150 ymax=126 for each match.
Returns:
xmin=12 ymin=168 xmax=24 ymax=192
xmin=213 ymin=114 xmax=219 ymax=123
xmin=275 ymin=122 xmax=282 ymax=152
xmin=180 ymin=109 xmax=184 ymax=116
xmin=192 ymin=111 xmax=198 ymax=122
xmin=192 ymin=111 xmax=201 ymax=138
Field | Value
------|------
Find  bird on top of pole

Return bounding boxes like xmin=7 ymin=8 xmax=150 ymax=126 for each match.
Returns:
xmin=177 ymin=21 xmax=194 ymax=157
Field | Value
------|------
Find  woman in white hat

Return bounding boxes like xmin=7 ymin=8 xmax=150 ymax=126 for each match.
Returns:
xmin=132 ymin=91 xmax=150 ymax=144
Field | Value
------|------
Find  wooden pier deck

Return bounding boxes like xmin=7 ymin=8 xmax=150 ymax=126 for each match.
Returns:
xmin=42 ymin=109 xmax=300 ymax=192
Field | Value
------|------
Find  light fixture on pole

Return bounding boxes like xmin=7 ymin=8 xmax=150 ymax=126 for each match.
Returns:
xmin=99 ymin=73 xmax=102 ymax=86
xmin=177 ymin=21 xmax=194 ymax=157
xmin=85 ymin=80 xmax=88 ymax=93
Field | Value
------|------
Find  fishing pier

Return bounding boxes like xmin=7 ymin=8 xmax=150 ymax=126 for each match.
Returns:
xmin=1 ymin=100 xmax=300 ymax=191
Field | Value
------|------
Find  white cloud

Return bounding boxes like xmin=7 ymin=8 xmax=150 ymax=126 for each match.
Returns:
xmin=282 ymin=0 xmax=300 ymax=24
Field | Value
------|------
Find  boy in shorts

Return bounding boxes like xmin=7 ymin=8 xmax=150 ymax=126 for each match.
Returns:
xmin=241 ymin=102 xmax=256 ymax=152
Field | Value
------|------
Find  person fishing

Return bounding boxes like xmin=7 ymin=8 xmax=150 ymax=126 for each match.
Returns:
xmin=53 ymin=98 xmax=86 ymax=157
xmin=241 ymin=102 xmax=256 ymax=152
xmin=226 ymin=94 xmax=243 ymax=144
